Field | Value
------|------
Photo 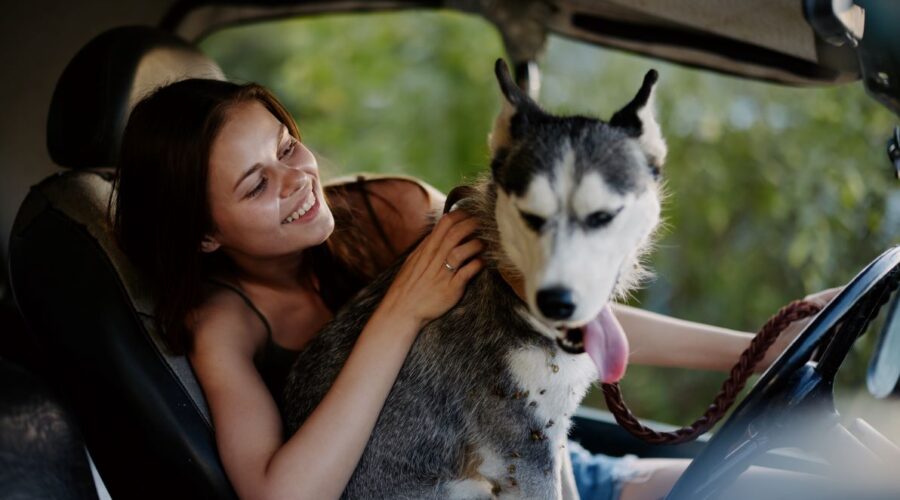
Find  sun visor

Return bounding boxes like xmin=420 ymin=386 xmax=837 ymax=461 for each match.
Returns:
xmin=47 ymin=26 xmax=225 ymax=169
xmin=548 ymin=0 xmax=860 ymax=85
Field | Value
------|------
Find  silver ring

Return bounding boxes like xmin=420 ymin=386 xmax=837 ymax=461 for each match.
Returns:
xmin=443 ymin=260 xmax=457 ymax=272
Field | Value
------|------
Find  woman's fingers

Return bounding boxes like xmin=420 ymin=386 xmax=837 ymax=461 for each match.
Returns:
xmin=381 ymin=210 xmax=485 ymax=327
xmin=416 ymin=212 xmax=479 ymax=275
xmin=451 ymin=257 xmax=484 ymax=286
xmin=400 ymin=212 xmax=466 ymax=275
xmin=435 ymin=217 xmax=479 ymax=260
xmin=445 ymin=239 xmax=485 ymax=270
xmin=424 ymin=210 xmax=468 ymax=252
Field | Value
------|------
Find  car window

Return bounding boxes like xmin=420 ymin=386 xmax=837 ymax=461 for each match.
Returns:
xmin=200 ymin=11 xmax=505 ymax=190
xmin=200 ymin=12 xmax=899 ymax=431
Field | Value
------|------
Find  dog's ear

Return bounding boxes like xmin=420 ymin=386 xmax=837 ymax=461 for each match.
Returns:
xmin=489 ymin=59 xmax=540 ymax=155
xmin=610 ymin=70 xmax=666 ymax=174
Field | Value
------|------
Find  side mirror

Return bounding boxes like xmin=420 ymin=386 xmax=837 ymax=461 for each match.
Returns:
xmin=867 ymin=285 xmax=900 ymax=398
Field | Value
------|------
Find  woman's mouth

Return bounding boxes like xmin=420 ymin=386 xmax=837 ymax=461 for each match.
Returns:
xmin=281 ymin=190 xmax=319 ymax=224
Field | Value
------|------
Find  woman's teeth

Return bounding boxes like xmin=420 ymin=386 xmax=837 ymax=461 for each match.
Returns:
xmin=282 ymin=192 xmax=316 ymax=224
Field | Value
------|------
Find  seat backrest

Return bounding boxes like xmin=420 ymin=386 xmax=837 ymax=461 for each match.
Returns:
xmin=9 ymin=25 xmax=237 ymax=500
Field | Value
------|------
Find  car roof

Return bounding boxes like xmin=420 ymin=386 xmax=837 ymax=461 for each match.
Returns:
xmin=167 ymin=0 xmax=859 ymax=86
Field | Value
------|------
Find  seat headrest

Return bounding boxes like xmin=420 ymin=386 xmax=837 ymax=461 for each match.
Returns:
xmin=47 ymin=25 xmax=225 ymax=169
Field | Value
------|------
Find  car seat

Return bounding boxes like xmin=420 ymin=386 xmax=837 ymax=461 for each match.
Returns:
xmin=8 ymin=25 xmax=237 ymax=500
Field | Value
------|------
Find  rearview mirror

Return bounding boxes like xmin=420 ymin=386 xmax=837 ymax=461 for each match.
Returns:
xmin=867 ymin=285 xmax=900 ymax=398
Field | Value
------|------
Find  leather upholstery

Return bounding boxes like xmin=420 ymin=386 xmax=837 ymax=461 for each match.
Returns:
xmin=10 ymin=26 xmax=236 ymax=499
xmin=47 ymin=25 xmax=223 ymax=169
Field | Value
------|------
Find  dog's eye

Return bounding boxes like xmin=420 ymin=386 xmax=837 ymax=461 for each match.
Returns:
xmin=519 ymin=211 xmax=546 ymax=232
xmin=585 ymin=209 xmax=620 ymax=229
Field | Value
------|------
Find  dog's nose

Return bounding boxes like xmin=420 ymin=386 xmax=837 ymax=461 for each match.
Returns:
xmin=536 ymin=287 xmax=576 ymax=320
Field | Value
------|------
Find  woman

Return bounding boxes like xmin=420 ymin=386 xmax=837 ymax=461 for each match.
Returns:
xmin=114 ymin=78 xmax=837 ymax=500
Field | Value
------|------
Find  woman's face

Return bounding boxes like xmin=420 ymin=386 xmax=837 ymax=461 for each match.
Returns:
xmin=202 ymin=100 xmax=334 ymax=260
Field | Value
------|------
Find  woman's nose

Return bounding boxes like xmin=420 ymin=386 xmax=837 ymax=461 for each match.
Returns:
xmin=279 ymin=166 xmax=305 ymax=199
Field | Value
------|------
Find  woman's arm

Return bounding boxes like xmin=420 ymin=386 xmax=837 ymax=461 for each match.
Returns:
xmin=612 ymin=303 xmax=753 ymax=373
xmin=614 ymin=287 xmax=841 ymax=373
xmin=192 ymin=210 xmax=483 ymax=500
xmin=192 ymin=297 xmax=424 ymax=500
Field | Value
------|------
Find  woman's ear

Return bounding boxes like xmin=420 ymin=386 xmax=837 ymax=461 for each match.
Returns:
xmin=200 ymin=235 xmax=221 ymax=253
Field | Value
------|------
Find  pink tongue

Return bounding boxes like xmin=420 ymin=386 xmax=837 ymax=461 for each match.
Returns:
xmin=583 ymin=305 xmax=630 ymax=384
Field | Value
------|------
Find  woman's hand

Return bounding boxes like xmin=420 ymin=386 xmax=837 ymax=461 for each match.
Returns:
xmin=378 ymin=210 xmax=484 ymax=330
xmin=760 ymin=286 xmax=843 ymax=370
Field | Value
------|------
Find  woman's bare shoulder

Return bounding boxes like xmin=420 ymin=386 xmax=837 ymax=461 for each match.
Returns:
xmin=368 ymin=178 xmax=440 ymax=252
xmin=327 ymin=175 xmax=445 ymax=254
xmin=326 ymin=174 xmax=446 ymax=213
xmin=189 ymin=286 xmax=268 ymax=359
xmin=366 ymin=177 xmax=438 ymax=215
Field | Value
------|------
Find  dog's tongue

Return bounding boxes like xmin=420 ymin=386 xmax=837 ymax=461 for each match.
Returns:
xmin=583 ymin=305 xmax=630 ymax=384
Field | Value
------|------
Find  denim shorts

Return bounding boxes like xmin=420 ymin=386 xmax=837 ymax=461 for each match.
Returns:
xmin=568 ymin=440 xmax=639 ymax=500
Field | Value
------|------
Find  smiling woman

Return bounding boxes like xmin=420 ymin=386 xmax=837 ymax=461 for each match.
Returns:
xmin=113 ymin=80 xmax=391 ymax=356
xmin=113 ymin=80 xmax=309 ymax=353
xmin=110 ymin=73 xmax=489 ymax=499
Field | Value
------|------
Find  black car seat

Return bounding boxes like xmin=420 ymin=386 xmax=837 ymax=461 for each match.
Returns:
xmin=8 ymin=26 xmax=237 ymax=500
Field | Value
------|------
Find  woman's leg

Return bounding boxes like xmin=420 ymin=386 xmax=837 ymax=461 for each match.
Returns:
xmin=568 ymin=440 xmax=643 ymax=500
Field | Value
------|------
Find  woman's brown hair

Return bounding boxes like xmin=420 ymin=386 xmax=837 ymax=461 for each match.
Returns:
xmin=113 ymin=79 xmax=380 ymax=354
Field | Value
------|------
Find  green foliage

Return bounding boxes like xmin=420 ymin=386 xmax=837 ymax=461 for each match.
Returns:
xmin=201 ymin=11 xmax=900 ymax=425
xmin=201 ymin=11 xmax=505 ymax=190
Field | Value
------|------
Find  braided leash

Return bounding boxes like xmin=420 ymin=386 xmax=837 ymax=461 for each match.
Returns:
xmin=601 ymin=300 xmax=823 ymax=445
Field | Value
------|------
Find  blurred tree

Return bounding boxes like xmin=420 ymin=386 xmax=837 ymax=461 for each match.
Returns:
xmin=200 ymin=11 xmax=899 ymax=425
xmin=201 ymin=11 xmax=505 ymax=189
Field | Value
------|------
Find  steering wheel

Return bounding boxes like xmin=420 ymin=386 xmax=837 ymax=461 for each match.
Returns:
xmin=666 ymin=246 xmax=900 ymax=500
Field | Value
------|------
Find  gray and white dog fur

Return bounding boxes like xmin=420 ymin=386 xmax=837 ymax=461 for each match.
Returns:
xmin=282 ymin=60 xmax=666 ymax=499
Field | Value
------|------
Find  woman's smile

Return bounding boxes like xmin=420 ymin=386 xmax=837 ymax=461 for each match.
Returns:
xmin=282 ymin=189 xmax=320 ymax=224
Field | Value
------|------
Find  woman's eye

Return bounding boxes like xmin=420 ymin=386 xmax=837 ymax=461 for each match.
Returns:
xmin=519 ymin=211 xmax=546 ymax=232
xmin=585 ymin=209 xmax=620 ymax=229
xmin=248 ymin=176 xmax=268 ymax=198
xmin=279 ymin=139 xmax=298 ymax=159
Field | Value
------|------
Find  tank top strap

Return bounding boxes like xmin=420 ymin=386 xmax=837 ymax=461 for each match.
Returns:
xmin=353 ymin=174 xmax=398 ymax=257
xmin=205 ymin=278 xmax=300 ymax=406
xmin=206 ymin=278 xmax=274 ymax=339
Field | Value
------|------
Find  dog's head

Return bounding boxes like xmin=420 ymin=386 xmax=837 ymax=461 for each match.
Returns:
xmin=488 ymin=60 xmax=664 ymax=379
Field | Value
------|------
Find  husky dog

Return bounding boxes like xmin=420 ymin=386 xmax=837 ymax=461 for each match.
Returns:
xmin=282 ymin=60 xmax=665 ymax=499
